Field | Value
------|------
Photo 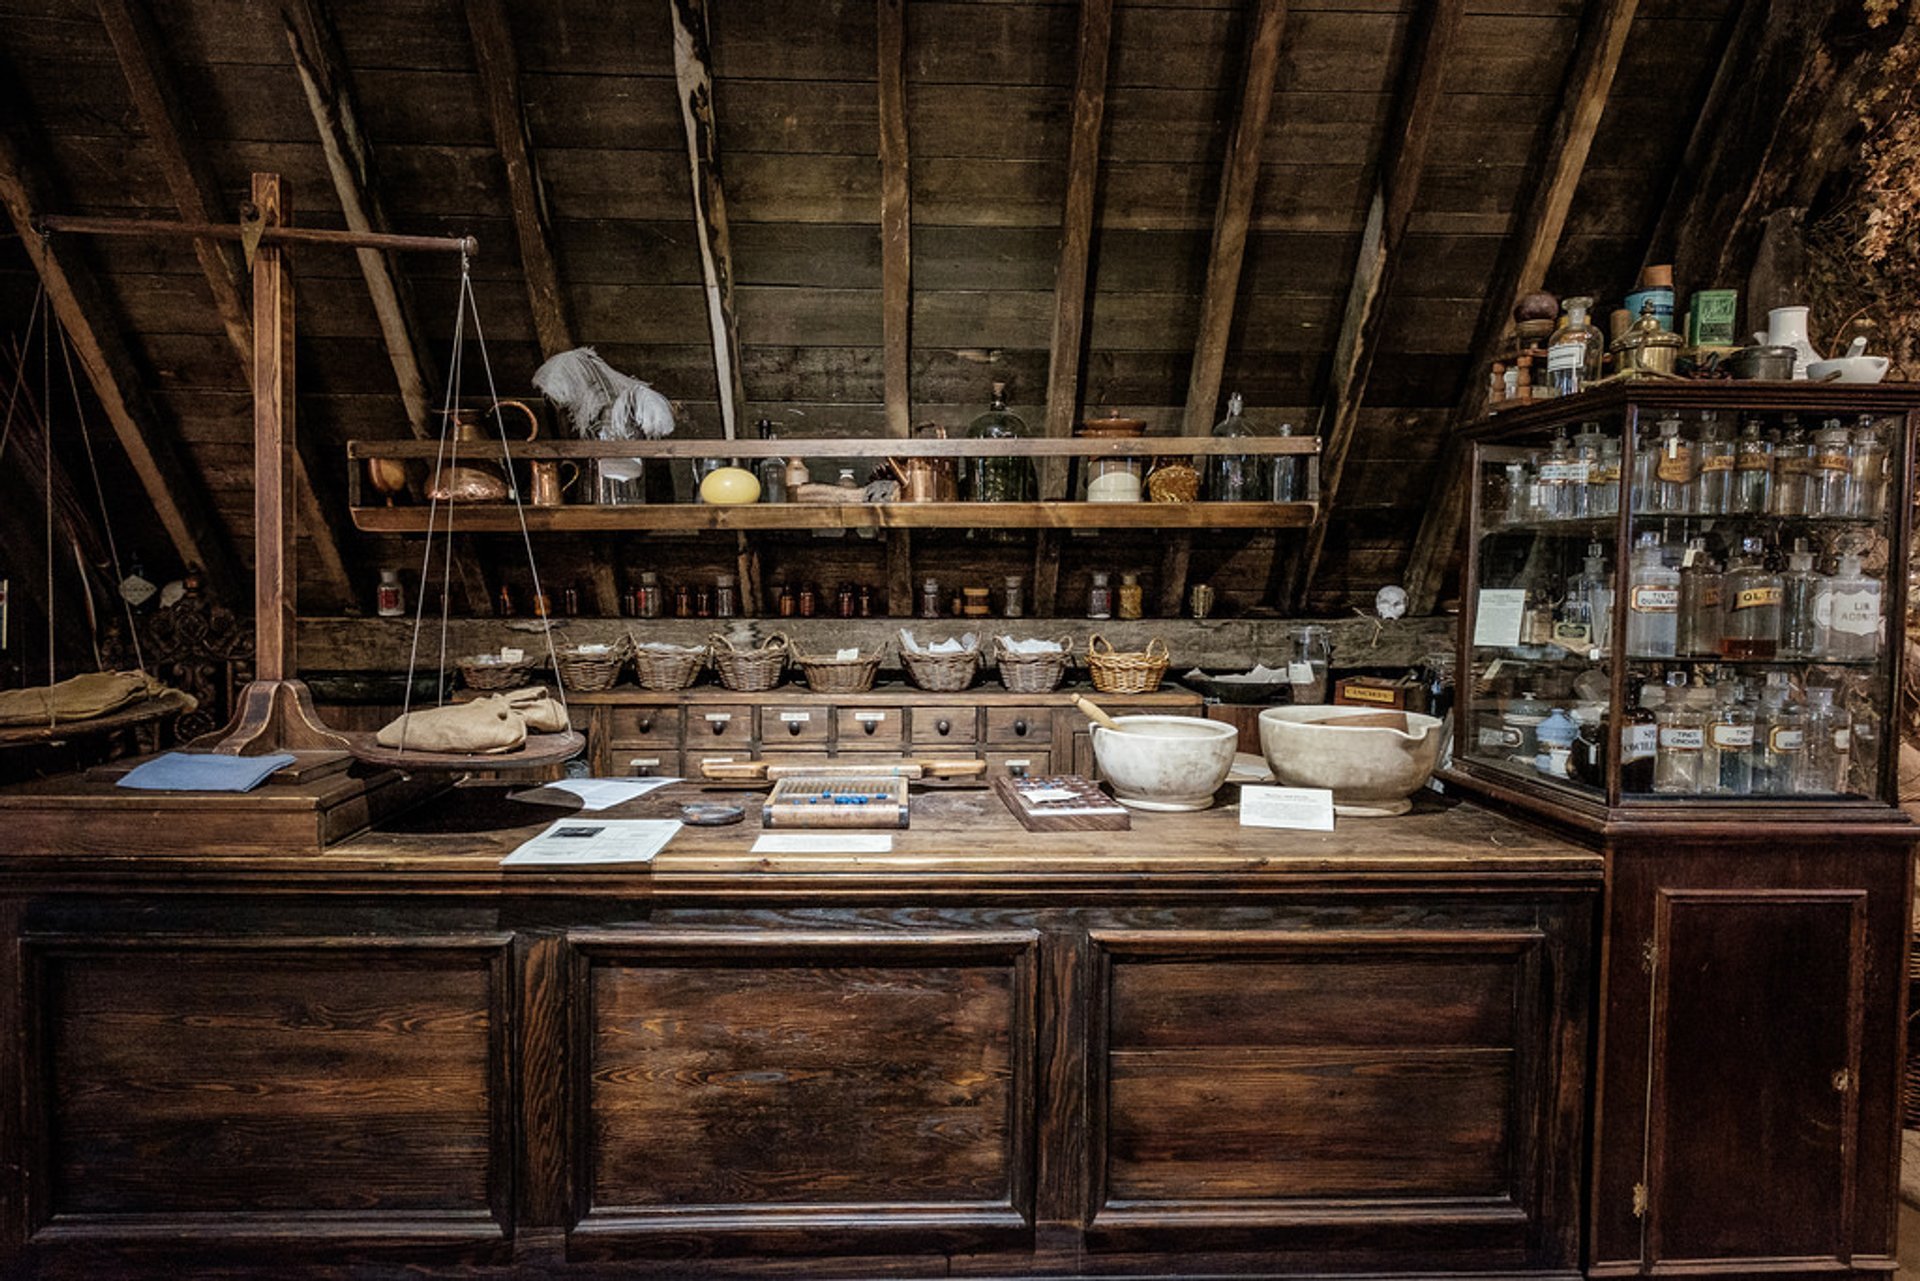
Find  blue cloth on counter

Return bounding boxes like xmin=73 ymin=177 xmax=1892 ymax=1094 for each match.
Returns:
xmin=115 ymin=751 xmax=298 ymax=793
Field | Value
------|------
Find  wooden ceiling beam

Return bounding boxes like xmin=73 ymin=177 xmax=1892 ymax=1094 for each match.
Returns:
xmin=1402 ymin=0 xmax=1641 ymax=616
xmin=670 ymin=0 xmax=747 ymax=441
xmin=1177 ymin=0 xmax=1288 ymax=439
xmin=466 ymin=0 xmax=574 ymax=360
xmin=98 ymin=0 xmax=358 ymax=612
xmin=1291 ymin=0 xmax=1463 ymax=609
xmin=877 ymin=0 xmax=911 ymax=440
xmin=0 ymin=93 xmax=243 ymax=598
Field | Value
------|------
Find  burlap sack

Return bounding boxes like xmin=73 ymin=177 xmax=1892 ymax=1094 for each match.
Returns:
xmin=502 ymin=686 xmax=569 ymax=733
xmin=0 ymin=670 xmax=184 ymax=727
xmin=376 ymin=696 xmax=528 ymax=754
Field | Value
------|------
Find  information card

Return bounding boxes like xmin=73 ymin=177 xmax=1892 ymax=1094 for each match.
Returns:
xmin=1239 ymin=785 xmax=1336 ymax=832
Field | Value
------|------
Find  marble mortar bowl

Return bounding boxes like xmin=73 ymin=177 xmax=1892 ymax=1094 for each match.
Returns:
xmin=1258 ymin=705 xmax=1444 ymax=817
xmin=1090 ymin=715 xmax=1240 ymax=811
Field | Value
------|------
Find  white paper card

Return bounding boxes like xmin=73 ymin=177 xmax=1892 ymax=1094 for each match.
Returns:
xmin=1022 ymin=787 xmax=1078 ymax=803
xmin=1239 ymin=785 xmax=1336 ymax=832
xmin=503 ymin=819 xmax=681 ymax=865
xmin=509 ymin=777 xmax=680 ymax=811
xmin=751 ymin=833 xmax=895 ymax=854
xmin=1472 ymin=588 xmax=1527 ymax=647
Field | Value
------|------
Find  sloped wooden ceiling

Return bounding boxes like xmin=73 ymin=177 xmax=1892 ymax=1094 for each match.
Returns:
xmin=0 ymin=0 xmax=1735 ymax=617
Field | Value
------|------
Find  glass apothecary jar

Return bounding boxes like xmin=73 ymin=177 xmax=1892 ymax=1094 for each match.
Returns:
xmin=963 ymin=382 xmax=1037 ymax=503
xmin=1206 ymin=392 xmax=1270 ymax=502
xmin=1450 ymin=384 xmax=1918 ymax=828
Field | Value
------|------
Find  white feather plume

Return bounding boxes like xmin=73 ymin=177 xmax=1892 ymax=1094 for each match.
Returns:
xmin=531 ymin=347 xmax=675 ymax=440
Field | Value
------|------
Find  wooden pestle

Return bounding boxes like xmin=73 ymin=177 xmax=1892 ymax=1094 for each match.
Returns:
xmin=1072 ymin=695 xmax=1129 ymax=732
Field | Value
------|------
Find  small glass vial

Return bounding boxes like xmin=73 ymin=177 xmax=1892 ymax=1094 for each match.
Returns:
xmin=1780 ymin=540 xmax=1826 ymax=659
xmin=1733 ymin=417 xmax=1773 ymax=513
xmin=562 ymin=586 xmax=579 ymax=617
xmin=798 ymin=583 xmax=818 ymax=618
xmin=1693 ymin=412 xmax=1734 ymax=515
xmin=1087 ymin=572 xmax=1113 ymax=620
xmin=1546 ymin=296 xmax=1604 ymax=396
xmin=531 ymin=588 xmax=553 ymax=619
xmin=714 ymin=573 xmax=738 ymax=619
xmin=1117 ymin=572 xmax=1144 ymax=620
xmin=1002 ymin=575 xmax=1025 ymax=618
xmin=776 ymin=582 xmax=795 ymax=617
xmin=376 ymin=568 xmax=405 ymax=617
xmin=837 ymin=582 xmax=857 ymax=619
xmin=672 ymin=583 xmax=691 ymax=619
xmin=920 ymin=577 xmax=942 ymax=619
xmin=1799 ymin=686 xmax=1847 ymax=794
xmin=1270 ymin=423 xmax=1302 ymax=502
xmin=637 ymin=571 xmax=664 ymax=619
xmin=858 ymin=584 xmax=873 ymax=617
xmin=496 ymin=583 xmax=514 ymax=618
xmin=694 ymin=588 xmax=712 ymax=619
xmin=1720 ymin=536 xmax=1782 ymax=659
xmin=1654 ymin=672 xmax=1706 ymax=794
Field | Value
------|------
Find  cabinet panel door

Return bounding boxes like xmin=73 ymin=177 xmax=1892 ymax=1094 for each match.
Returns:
xmin=1648 ymin=890 xmax=1861 ymax=1266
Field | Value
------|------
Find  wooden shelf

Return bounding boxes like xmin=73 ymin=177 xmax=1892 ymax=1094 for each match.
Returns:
xmin=349 ymin=500 xmax=1317 ymax=533
xmin=346 ymin=435 xmax=1321 ymax=460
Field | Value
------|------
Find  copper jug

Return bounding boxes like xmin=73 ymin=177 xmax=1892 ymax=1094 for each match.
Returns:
xmin=528 ymin=459 xmax=580 ymax=508
xmin=886 ymin=423 xmax=959 ymax=502
xmin=428 ymin=400 xmax=541 ymax=502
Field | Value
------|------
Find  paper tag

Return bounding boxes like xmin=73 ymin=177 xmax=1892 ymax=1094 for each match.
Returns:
xmin=854 ymin=711 xmax=887 ymax=723
xmin=1239 ymin=785 xmax=1336 ymax=832
xmin=705 ymin=712 xmax=733 ymax=723
xmin=1473 ymin=588 xmax=1527 ymax=647
xmin=834 ymin=647 xmax=860 ymax=661
xmin=499 ymin=646 xmax=525 ymax=663
xmin=751 ymin=833 xmax=895 ymax=854
xmin=780 ymin=712 xmax=811 ymax=723
xmin=1023 ymin=787 xmax=1077 ymax=803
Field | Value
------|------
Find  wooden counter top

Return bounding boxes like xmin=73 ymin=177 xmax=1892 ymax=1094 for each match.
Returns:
xmin=0 ymin=778 xmax=1600 ymax=894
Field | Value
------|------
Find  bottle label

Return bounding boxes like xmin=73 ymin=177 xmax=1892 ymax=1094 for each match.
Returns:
xmin=1547 ymin=342 xmax=1584 ymax=372
xmin=1732 ymin=586 xmax=1783 ymax=611
xmin=1834 ymin=729 xmax=1852 ymax=751
xmin=1700 ymin=454 xmax=1735 ymax=473
xmin=1622 ymin=723 xmax=1657 ymax=761
xmin=1769 ymin=727 xmax=1805 ymax=754
xmin=1736 ymin=450 xmax=1772 ymax=472
xmin=1659 ymin=726 xmax=1705 ymax=751
xmin=1656 ymin=447 xmax=1695 ymax=483
xmin=1828 ymin=589 xmax=1881 ymax=636
xmin=1815 ymin=451 xmax=1850 ymax=473
xmin=1630 ymin=586 xmax=1679 ymax=613
xmin=1551 ymin=621 xmax=1592 ymax=647
xmin=1709 ymin=723 xmax=1755 ymax=749
xmin=1537 ymin=462 xmax=1586 ymax=483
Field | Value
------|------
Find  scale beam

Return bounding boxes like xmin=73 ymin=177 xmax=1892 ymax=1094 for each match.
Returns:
xmin=35 ymin=212 xmax=477 ymax=257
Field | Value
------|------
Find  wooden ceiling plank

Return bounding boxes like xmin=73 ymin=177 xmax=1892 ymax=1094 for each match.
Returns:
xmin=466 ymin=0 xmax=575 ymax=360
xmin=0 ymin=98 xmax=244 ymax=597
xmin=1292 ymin=0 xmax=1464 ymax=608
xmin=1177 ymin=0 xmax=1289 ymax=439
xmin=877 ymin=0 xmax=911 ymax=440
xmin=670 ymin=0 xmax=747 ymax=441
xmin=1403 ymin=0 xmax=1641 ymax=616
xmin=98 ymin=0 xmax=357 ymax=611
xmin=1039 ymin=0 xmax=1115 ymax=480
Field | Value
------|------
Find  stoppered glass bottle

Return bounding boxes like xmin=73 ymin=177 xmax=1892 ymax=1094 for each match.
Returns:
xmin=1207 ymin=393 xmax=1269 ymax=502
xmin=1720 ymin=536 xmax=1782 ymax=659
xmin=963 ymin=382 xmax=1037 ymax=502
xmin=1546 ymin=296 xmax=1604 ymax=397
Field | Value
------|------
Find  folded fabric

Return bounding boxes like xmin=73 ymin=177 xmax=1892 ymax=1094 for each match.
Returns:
xmin=501 ymin=686 xmax=569 ymax=733
xmin=117 ymin=751 xmax=296 ymax=793
xmin=377 ymin=697 xmax=527 ymax=754
xmin=0 ymin=669 xmax=186 ymax=727
xmin=999 ymin=637 xmax=1063 ymax=654
xmin=898 ymin=629 xmax=979 ymax=657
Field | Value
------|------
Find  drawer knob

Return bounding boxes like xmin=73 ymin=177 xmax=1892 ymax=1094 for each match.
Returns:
xmin=863 ymin=720 xmax=878 ymax=736
xmin=788 ymin=721 xmax=802 ymax=736
xmin=936 ymin=718 xmax=951 ymax=736
xmin=711 ymin=720 xmax=726 ymax=736
xmin=638 ymin=716 xmax=653 ymax=733
xmin=1013 ymin=718 xmax=1028 ymax=736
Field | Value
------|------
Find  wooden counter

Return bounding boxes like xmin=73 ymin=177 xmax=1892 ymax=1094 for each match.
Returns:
xmin=0 ymin=782 xmax=1600 ymax=1279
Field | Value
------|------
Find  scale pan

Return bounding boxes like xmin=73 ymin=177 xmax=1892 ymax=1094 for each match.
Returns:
xmin=342 ymin=728 xmax=586 ymax=772
xmin=0 ymin=690 xmax=197 ymax=750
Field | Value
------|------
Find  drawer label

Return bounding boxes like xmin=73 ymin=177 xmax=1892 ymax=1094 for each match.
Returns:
xmin=704 ymin=713 xmax=733 ymax=723
xmin=854 ymin=711 xmax=888 ymax=723
xmin=779 ymin=712 xmax=812 ymax=723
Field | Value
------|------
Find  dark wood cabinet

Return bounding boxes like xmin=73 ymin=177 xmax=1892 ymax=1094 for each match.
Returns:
xmin=1588 ymin=836 xmax=1912 ymax=1277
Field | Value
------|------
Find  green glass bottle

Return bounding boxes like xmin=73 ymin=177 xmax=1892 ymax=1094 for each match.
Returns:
xmin=963 ymin=382 xmax=1037 ymax=502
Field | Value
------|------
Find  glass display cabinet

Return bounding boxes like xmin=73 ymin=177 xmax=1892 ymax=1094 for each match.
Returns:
xmin=1451 ymin=383 xmax=1920 ymax=828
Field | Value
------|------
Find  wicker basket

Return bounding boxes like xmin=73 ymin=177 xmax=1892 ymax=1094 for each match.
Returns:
xmin=554 ymin=637 xmax=630 ymax=693
xmin=457 ymin=656 xmax=537 ymax=692
xmin=794 ymin=647 xmax=885 ymax=694
xmin=631 ymin=639 xmax=706 ymax=692
xmin=995 ymin=636 xmax=1073 ymax=694
xmin=709 ymin=631 xmax=788 ymax=692
xmin=1086 ymin=634 xmax=1170 ymax=694
xmin=898 ymin=631 xmax=980 ymax=693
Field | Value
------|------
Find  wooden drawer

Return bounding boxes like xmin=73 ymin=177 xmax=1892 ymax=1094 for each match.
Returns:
xmin=911 ymin=707 xmax=977 ymax=745
xmin=606 ymin=706 xmax=681 ymax=745
xmin=689 ymin=705 xmax=754 ymax=748
xmin=609 ymin=749 xmax=682 ymax=778
xmin=984 ymin=706 xmax=1051 ymax=746
xmin=687 ymin=748 xmax=754 ymax=778
xmin=983 ymin=749 xmax=1050 ymax=778
xmin=764 ymin=704 xmax=831 ymax=745
xmin=836 ymin=706 xmax=904 ymax=748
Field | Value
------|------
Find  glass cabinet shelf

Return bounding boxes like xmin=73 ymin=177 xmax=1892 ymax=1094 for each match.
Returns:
xmin=1447 ymin=384 xmax=1920 ymax=828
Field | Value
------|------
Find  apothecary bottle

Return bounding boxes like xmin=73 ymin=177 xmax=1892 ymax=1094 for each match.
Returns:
xmin=1807 ymin=420 xmax=1854 ymax=517
xmin=1706 ymin=683 xmax=1755 ymax=796
xmin=1850 ymin=415 xmax=1888 ymax=518
xmin=1625 ymin=532 xmax=1678 ymax=656
xmin=1780 ymin=539 xmax=1827 ymax=658
xmin=1720 ymin=536 xmax=1782 ymax=659
xmin=1207 ymin=392 xmax=1269 ymax=502
xmin=713 ymin=573 xmax=738 ymax=619
xmin=1771 ymin=419 xmax=1810 ymax=515
xmin=1733 ymin=417 xmax=1773 ymax=513
xmin=1693 ymin=412 xmax=1734 ymax=515
xmin=1756 ymin=676 xmax=1805 ymax=795
xmin=1653 ymin=414 xmax=1694 ymax=514
xmin=1087 ymin=571 xmax=1113 ymax=620
xmin=1800 ymin=687 xmax=1847 ymax=794
xmin=1546 ymin=296 xmax=1603 ymax=397
xmin=1569 ymin=422 xmax=1605 ymax=518
xmin=636 ymin=571 xmax=664 ymax=619
xmin=1271 ymin=423 xmax=1302 ymax=502
xmin=1654 ymin=672 xmax=1706 ymax=794
xmin=376 ymin=568 xmax=405 ymax=617
xmin=919 ymin=578 xmax=942 ymax=619
xmin=1676 ymin=540 xmax=1722 ymax=658
xmin=963 ymin=382 xmax=1037 ymax=502
xmin=754 ymin=418 xmax=788 ymax=503
xmin=1620 ymin=686 xmax=1659 ymax=792
xmin=1117 ymin=572 xmax=1144 ymax=620
xmin=1817 ymin=552 xmax=1881 ymax=660
xmin=1002 ymin=575 xmax=1025 ymax=618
